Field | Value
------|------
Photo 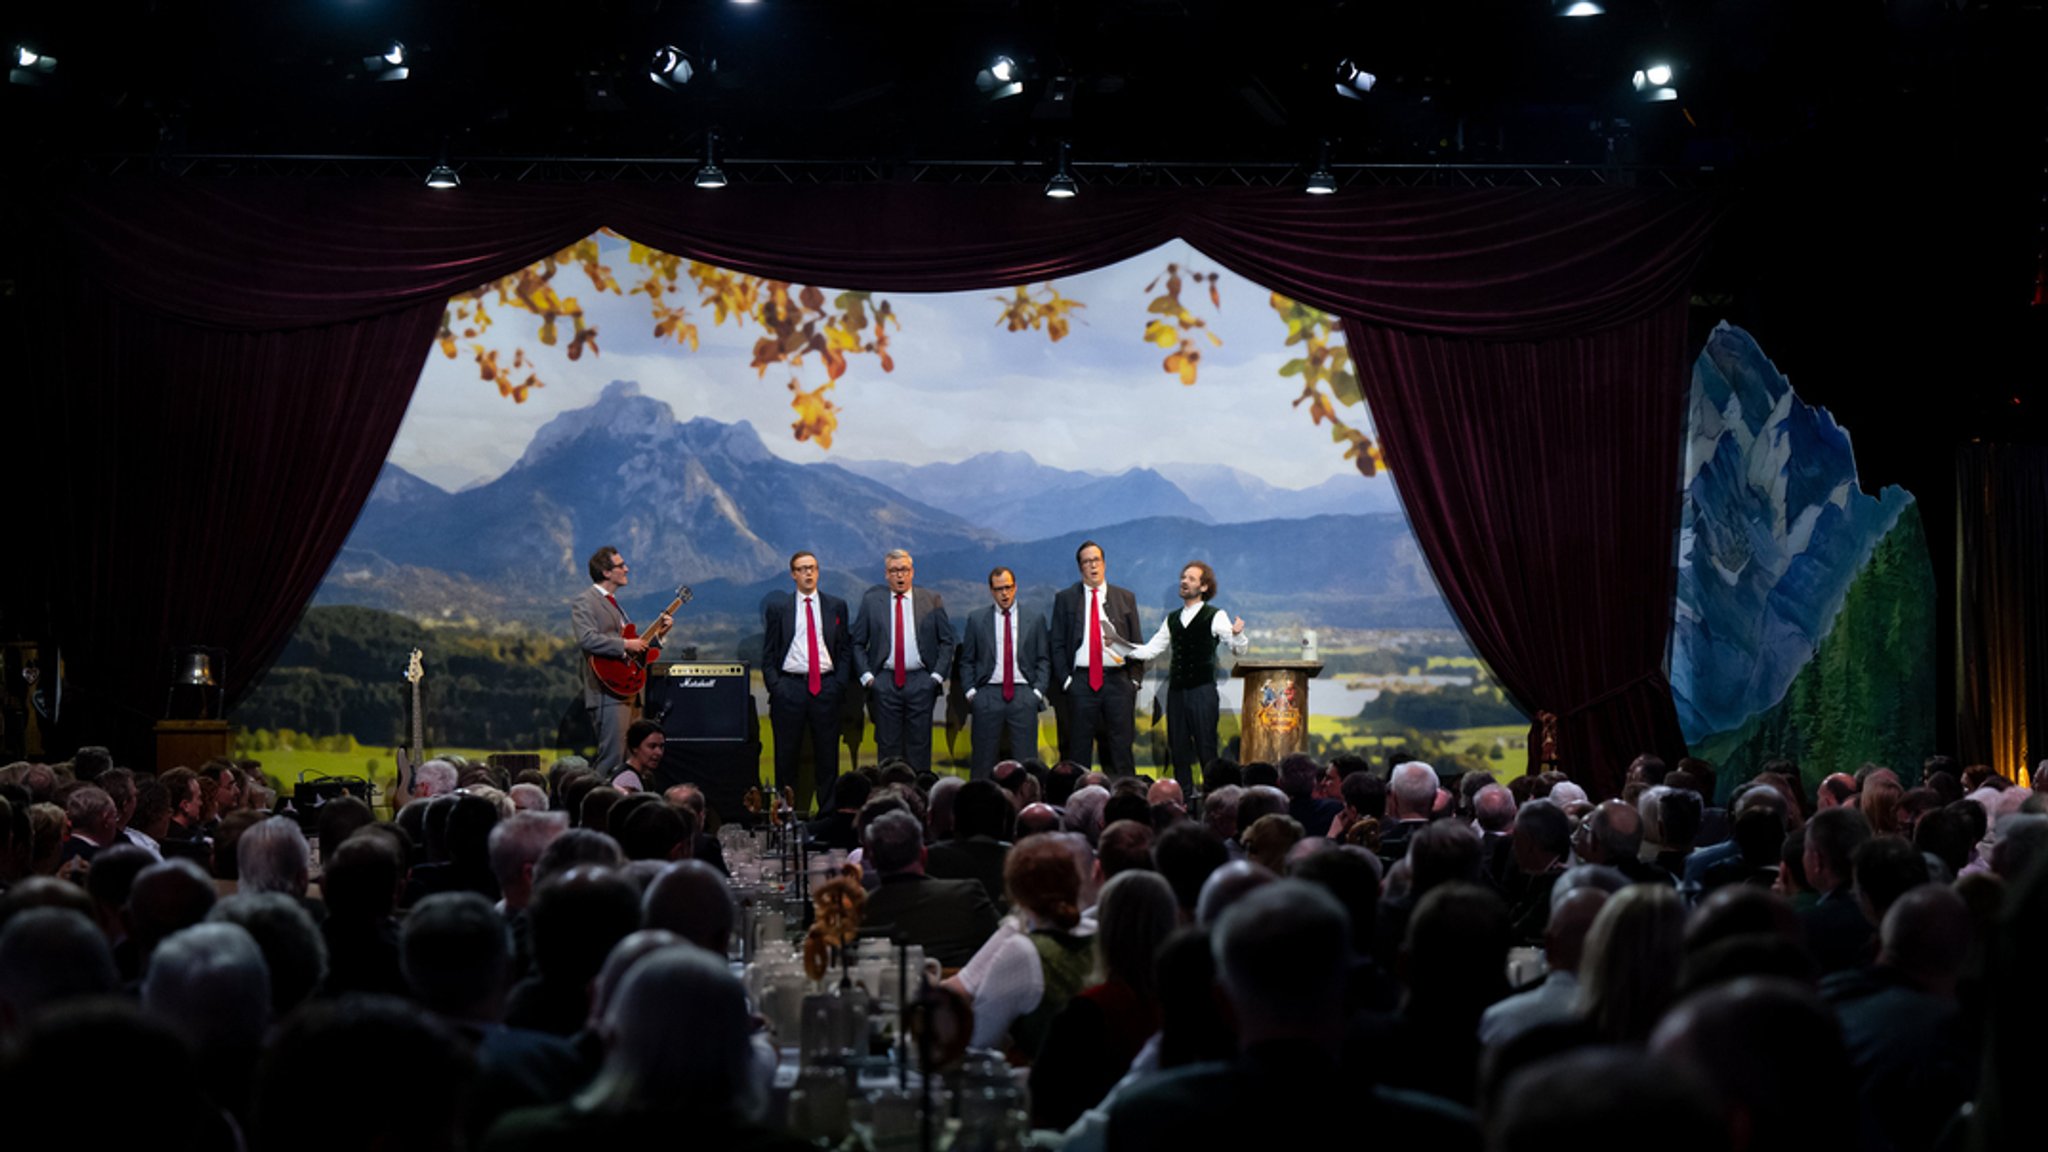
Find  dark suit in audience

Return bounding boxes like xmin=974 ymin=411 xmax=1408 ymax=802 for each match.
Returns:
xmin=860 ymin=811 xmax=999 ymax=969
xmin=1107 ymin=881 xmax=1479 ymax=1152
xmin=861 ymin=871 xmax=999 ymax=969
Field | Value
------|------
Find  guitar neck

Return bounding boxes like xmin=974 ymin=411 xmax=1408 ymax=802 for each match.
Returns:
xmin=410 ymin=679 xmax=424 ymax=763
xmin=644 ymin=589 xmax=691 ymax=645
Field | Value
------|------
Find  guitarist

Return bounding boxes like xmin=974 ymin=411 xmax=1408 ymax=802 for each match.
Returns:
xmin=575 ymin=546 xmax=672 ymax=777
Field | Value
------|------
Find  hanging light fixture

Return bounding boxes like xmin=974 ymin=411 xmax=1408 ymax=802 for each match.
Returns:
xmin=696 ymin=131 xmax=728 ymax=189
xmin=1044 ymin=141 xmax=1077 ymax=199
xmin=1305 ymin=140 xmax=1337 ymax=195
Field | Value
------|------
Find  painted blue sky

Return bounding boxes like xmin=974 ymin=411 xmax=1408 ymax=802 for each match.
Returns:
xmin=393 ymin=234 xmax=1387 ymax=496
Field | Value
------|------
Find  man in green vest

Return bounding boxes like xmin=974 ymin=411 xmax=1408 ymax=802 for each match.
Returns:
xmin=1125 ymin=561 xmax=1248 ymax=793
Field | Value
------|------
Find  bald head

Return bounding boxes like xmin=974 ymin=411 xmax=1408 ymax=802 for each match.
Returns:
xmin=1016 ymin=802 xmax=1062 ymax=839
xmin=1196 ymin=859 xmax=1276 ymax=927
xmin=1474 ymin=784 xmax=1517 ymax=833
xmin=1582 ymin=800 xmax=1643 ymax=864
xmin=1146 ymin=778 xmax=1185 ymax=811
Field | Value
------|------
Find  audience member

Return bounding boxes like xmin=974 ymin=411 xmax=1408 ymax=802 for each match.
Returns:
xmin=1481 ymin=885 xmax=1608 ymax=1047
xmin=858 ymin=810 xmax=998 ymax=969
xmin=1799 ymin=806 xmax=1876 ymax=974
xmin=0 ymin=906 xmax=119 ymax=1033
xmin=947 ymin=832 xmax=1090 ymax=1058
xmin=1576 ymin=883 xmax=1685 ymax=1043
xmin=505 ymin=868 xmax=643 ymax=1037
xmin=482 ymin=946 xmax=786 ymax=1151
xmin=927 ymin=778 xmax=1011 ymax=910
xmin=319 ymin=833 xmax=409 ymax=998
xmin=1031 ymin=870 xmax=1178 ymax=1130
xmin=640 ymin=860 xmax=737 ymax=957
xmin=1651 ymin=977 xmax=1858 ymax=1152
xmin=210 ymin=891 xmax=326 ymax=1016
xmin=1104 ymin=880 xmax=1480 ymax=1150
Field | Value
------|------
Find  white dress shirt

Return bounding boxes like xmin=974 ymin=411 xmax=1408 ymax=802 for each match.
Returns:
xmin=780 ymin=593 xmax=837 ymax=675
xmin=1124 ymin=601 xmax=1249 ymax=662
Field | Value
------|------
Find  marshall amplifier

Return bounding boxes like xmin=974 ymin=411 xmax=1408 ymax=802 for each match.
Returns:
xmin=645 ymin=661 xmax=750 ymax=742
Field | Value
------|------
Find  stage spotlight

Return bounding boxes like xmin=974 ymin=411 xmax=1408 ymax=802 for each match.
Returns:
xmin=1305 ymin=140 xmax=1337 ymax=195
xmin=10 ymin=44 xmax=57 ymax=86
xmin=1044 ymin=141 xmax=1077 ymax=200
xmin=695 ymin=133 xmax=727 ymax=189
xmin=1333 ymin=58 xmax=1376 ymax=100
xmin=1632 ymin=62 xmax=1678 ymax=102
xmin=651 ymin=45 xmax=699 ymax=91
xmin=975 ymin=54 xmax=1025 ymax=100
xmin=363 ymin=40 xmax=410 ymax=82
xmin=425 ymin=163 xmax=460 ymax=190
xmin=1554 ymin=1 xmax=1605 ymax=15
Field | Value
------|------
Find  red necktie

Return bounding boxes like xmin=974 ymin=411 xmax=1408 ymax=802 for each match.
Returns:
xmin=605 ymin=593 xmax=622 ymax=617
xmin=1088 ymin=587 xmax=1104 ymax=692
xmin=893 ymin=594 xmax=907 ymax=689
xmin=1002 ymin=609 xmax=1015 ymax=703
xmin=804 ymin=597 xmax=821 ymax=696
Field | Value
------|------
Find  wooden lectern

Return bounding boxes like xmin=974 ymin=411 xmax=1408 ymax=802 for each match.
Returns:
xmin=1230 ymin=660 xmax=1324 ymax=764
xmin=154 ymin=719 xmax=233 ymax=772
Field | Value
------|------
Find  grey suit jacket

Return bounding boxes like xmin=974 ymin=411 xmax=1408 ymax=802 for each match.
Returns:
xmin=959 ymin=604 xmax=1051 ymax=698
xmin=851 ymin=585 xmax=956 ymax=685
xmin=1049 ymin=582 xmax=1143 ymax=690
xmin=572 ymin=585 xmax=628 ymax=705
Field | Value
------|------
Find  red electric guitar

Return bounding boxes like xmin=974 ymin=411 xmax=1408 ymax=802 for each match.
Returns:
xmin=588 ymin=584 xmax=692 ymax=698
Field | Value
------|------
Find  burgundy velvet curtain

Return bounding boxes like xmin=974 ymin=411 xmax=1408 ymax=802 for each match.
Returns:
xmin=19 ymin=179 xmax=1716 ymax=778
xmin=1345 ymin=314 xmax=1694 ymax=797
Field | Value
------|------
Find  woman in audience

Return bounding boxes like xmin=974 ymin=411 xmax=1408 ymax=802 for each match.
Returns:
xmin=946 ymin=832 xmax=1091 ymax=1061
xmin=1030 ymin=870 xmax=1178 ymax=1130
xmin=1861 ymin=775 xmax=1905 ymax=836
xmin=1576 ymin=883 xmax=1686 ymax=1043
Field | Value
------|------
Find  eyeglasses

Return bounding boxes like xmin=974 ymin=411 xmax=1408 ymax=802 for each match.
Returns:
xmin=607 ymin=560 xmax=628 ymax=570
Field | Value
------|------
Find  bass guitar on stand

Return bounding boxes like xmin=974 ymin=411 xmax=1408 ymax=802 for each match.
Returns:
xmin=589 ymin=584 xmax=692 ymax=698
xmin=391 ymin=649 xmax=425 ymax=813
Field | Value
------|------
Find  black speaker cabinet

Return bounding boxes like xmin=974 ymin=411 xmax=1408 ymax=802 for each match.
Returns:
xmin=646 ymin=662 xmax=762 ymax=826
xmin=645 ymin=661 xmax=751 ymax=742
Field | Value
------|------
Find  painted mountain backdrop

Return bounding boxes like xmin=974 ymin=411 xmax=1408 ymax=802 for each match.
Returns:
xmin=1672 ymin=323 xmax=1934 ymax=789
xmin=318 ymin=381 xmax=1447 ymax=633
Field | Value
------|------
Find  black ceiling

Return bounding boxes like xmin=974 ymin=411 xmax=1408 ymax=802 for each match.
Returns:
xmin=5 ymin=0 xmax=2039 ymax=177
xmin=5 ymin=0 xmax=2043 ymax=459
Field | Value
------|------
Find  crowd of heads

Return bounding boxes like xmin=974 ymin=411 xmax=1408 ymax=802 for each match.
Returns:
xmin=3 ymin=741 xmax=2044 ymax=1150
